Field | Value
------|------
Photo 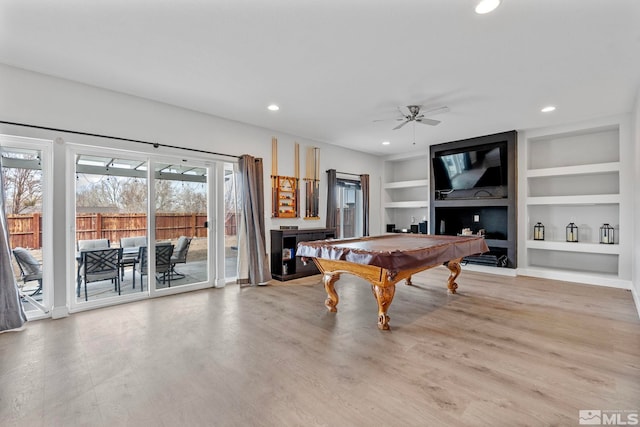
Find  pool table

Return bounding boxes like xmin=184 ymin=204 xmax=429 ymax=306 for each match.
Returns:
xmin=296 ymin=234 xmax=489 ymax=330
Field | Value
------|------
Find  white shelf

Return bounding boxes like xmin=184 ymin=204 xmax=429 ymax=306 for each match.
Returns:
xmin=526 ymin=239 xmax=620 ymax=254
xmin=526 ymin=194 xmax=620 ymax=205
xmin=384 ymin=179 xmax=428 ymax=189
xmin=527 ymin=162 xmax=619 ymax=178
xmin=384 ymin=201 xmax=429 ymax=208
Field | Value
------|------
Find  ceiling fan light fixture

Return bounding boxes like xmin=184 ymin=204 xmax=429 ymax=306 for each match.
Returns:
xmin=475 ymin=0 xmax=501 ymax=14
xmin=541 ymin=105 xmax=556 ymax=113
xmin=267 ymin=104 xmax=280 ymax=111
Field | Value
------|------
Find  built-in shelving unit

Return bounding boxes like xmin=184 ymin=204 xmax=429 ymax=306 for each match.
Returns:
xmin=519 ymin=117 xmax=632 ymax=288
xmin=382 ymin=153 xmax=429 ymax=232
xmin=430 ymin=131 xmax=518 ymax=268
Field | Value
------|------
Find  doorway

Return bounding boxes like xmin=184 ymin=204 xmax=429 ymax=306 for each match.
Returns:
xmin=336 ymin=178 xmax=362 ymax=239
xmin=1 ymin=136 xmax=51 ymax=317
xmin=72 ymin=149 xmax=213 ymax=308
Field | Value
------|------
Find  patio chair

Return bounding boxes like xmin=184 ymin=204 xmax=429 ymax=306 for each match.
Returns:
xmin=169 ymin=236 xmax=192 ymax=279
xmin=119 ymin=236 xmax=147 ymax=281
xmin=12 ymin=247 xmax=43 ymax=297
xmin=134 ymin=244 xmax=174 ymax=290
xmin=80 ymin=248 xmax=122 ymax=301
xmin=76 ymin=239 xmax=110 ymax=297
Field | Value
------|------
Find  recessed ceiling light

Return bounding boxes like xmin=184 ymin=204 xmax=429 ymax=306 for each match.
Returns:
xmin=382 ymin=141 xmax=391 ymax=145
xmin=267 ymin=104 xmax=280 ymax=111
xmin=541 ymin=106 xmax=556 ymax=113
xmin=475 ymin=0 xmax=501 ymax=14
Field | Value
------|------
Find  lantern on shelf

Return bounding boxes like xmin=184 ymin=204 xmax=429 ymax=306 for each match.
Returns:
xmin=599 ymin=223 xmax=614 ymax=244
xmin=533 ymin=222 xmax=545 ymax=241
xmin=566 ymin=222 xmax=578 ymax=242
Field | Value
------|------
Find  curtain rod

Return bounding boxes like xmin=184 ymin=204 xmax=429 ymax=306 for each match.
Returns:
xmin=0 ymin=120 xmax=241 ymax=159
xmin=327 ymin=170 xmax=362 ymax=177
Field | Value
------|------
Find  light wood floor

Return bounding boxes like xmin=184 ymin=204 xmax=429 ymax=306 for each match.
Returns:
xmin=1 ymin=267 xmax=639 ymax=426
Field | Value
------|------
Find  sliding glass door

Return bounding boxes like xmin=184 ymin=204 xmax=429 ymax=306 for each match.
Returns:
xmin=72 ymin=150 xmax=212 ymax=307
xmin=74 ymin=153 xmax=149 ymax=304
xmin=1 ymin=136 xmax=51 ymax=317
xmin=153 ymin=161 xmax=209 ymax=290
xmin=336 ymin=178 xmax=363 ymax=239
xmin=224 ymin=162 xmax=239 ymax=281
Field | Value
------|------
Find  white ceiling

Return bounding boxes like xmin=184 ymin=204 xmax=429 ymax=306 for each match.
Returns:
xmin=1 ymin=0 xmax=639 ymax=156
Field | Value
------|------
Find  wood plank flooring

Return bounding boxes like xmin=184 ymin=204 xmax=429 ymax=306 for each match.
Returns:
xmin=1 ymin=267 xmax=639 ymax=426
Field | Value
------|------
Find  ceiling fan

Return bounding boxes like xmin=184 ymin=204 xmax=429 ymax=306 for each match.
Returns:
xmin=376 ymin=105 xmax=450 ymax=130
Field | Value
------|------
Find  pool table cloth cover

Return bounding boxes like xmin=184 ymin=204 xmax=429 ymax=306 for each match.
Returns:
xmin=296 ymin=234 xmax=489 ymax=275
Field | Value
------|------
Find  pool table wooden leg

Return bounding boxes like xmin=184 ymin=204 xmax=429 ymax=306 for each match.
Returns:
xmin=323 ymin=273 xmax=340 ymax=312
xmin=446 ymin=258 xmax=462 ymax=294
xmin=371 ymin=284 xmax=396 ymax=330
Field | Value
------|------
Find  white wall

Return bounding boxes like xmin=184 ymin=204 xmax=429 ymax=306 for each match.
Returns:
xmin=0 ymin=63 xmax=383 ymax=232
xmin=0 ymin=64 xmax=383 ymax=314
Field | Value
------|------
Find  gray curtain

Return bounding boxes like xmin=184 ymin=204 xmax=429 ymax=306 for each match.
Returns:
xmin=0 ymin=165 xmax=27 ymax=332
xmin=360 ymin=174 xmax=370 ymax=236
xmin=237 ymin=155 xmax=270 ymax=285
xmin=326 ymin=169 xmax=337 ymax=233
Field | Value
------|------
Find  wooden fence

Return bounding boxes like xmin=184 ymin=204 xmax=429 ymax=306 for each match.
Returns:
xmin=7 ymin=212 xmax=238 ymax=249
xmin=7 ymin=213 xmax=42 ymax=249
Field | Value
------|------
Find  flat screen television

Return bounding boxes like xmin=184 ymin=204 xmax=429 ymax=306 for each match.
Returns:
xmin=432 ymin=141 xmax=508 ymax=199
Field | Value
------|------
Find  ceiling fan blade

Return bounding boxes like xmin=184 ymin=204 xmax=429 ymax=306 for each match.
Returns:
xmin=420 ymin=106 xmax=450 ymax=116
xmin=373 ymin=114 xmax=407 ymax=123
xmin=416 ymin=118 xmax=441 ymax=126
xmin=393 ymin=120 xmax=409 ymax=130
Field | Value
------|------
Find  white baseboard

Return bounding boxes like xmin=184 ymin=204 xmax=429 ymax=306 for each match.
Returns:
xmin=518 ymin=267 xmax=632 ymax=290
xmin=462 ymin=264 xmax=517 ymax=276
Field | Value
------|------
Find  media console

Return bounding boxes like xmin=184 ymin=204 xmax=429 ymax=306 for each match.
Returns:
xmin=271 ymin=228 xmax=336 ymax=281
xmin=430 ymin=131 xmax=517 ymax=268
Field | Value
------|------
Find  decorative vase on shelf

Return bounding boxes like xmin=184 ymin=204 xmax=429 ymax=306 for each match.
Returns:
xmin=566 ymin=222 xmax=578 ymax=243
xmin=599 ymin=223 xmax=614 ymax=244
xmin=533 ymin=222 xmax=545 ymax=241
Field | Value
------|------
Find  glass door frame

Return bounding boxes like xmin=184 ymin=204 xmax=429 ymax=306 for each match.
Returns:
xmin=337 ymin=178 xmax=363 ymax=239
xmin=1 ymin=134 xmax=53 ymax=320
xmin=147 ymin=156 xmax=216 ymax=298
xmin=67 ymin=145 xmax=217 ymax=312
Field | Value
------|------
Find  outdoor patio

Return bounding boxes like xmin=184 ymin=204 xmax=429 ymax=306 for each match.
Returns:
xmin=76 ymin=258 xmax=209 ymax=300
xmin=16 ymin=240 xmax=238 ymax=311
